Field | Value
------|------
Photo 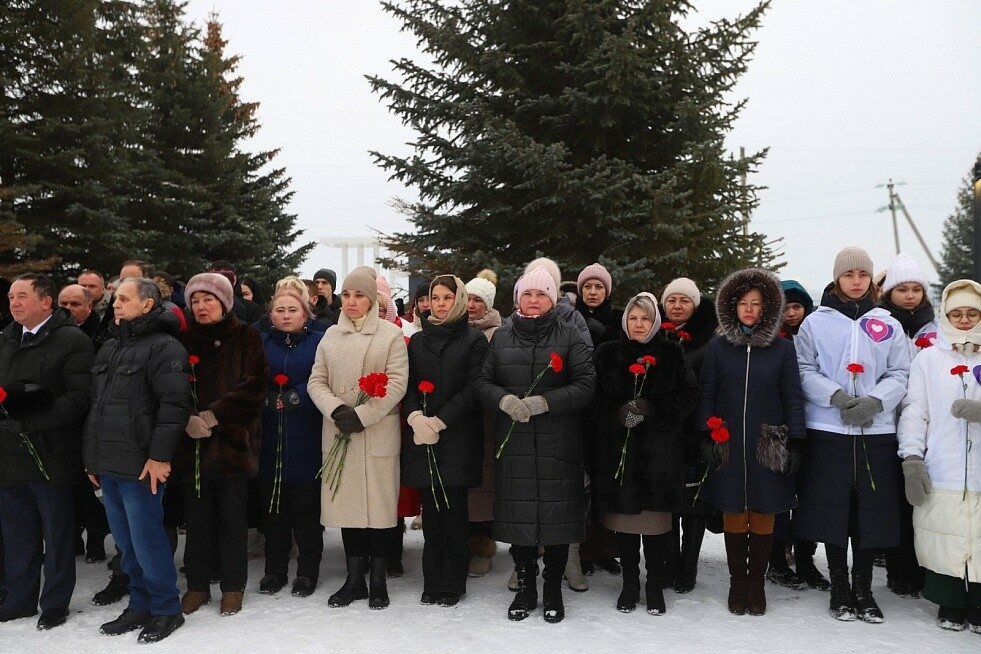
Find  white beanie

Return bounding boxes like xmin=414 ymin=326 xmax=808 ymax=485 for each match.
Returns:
xmin=882 ymin=253 xmax=930 ymax=295
xmin=515 ymin=266 xmax=557 ymax=305
xmin=661 ymin=277 xmax=701 ymax=308
xmin=466 ymin=277 xmax=496 ymax=309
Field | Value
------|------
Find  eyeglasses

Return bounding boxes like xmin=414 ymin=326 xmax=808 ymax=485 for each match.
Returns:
xmin=948 ymin=309 xmax=981 ymax=321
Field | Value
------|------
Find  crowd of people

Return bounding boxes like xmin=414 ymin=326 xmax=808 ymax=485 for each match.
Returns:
xmin=0 ymin=247 xmax=978 ymax=643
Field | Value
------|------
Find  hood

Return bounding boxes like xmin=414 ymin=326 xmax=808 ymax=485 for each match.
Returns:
xmin=940 ymin=279 xmax=981 ymax=351
xmin=716 ymin=268 xmax=785 ymax=347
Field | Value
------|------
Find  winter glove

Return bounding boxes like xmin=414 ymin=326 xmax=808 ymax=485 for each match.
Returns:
xmin=627 ymin=398 xmax=650 ymax=416
xmin=617 ymin=403 xmax=644 ymax=429
xmin=951 ymin=398 xmax=981 ymax=423
xmin=0 ymin=382 xmax=51 ymax=417
xmin=700 ymin=438 xmax=723 ymax=468
xmin=185 ymin=415 xmax=212 ymax=439
xmin=901 ymin=455 xmax=932 ymax=506
xmin=332 ymin=406 xmax=365 ymax=434
xmin=198 ymin=410 xmax=219 ymax=429
xmin=499 ymin=394 xmax=531 ymax=423
xmin=785 ymin=439 xmax=805 ymax=477
xmin=839 ymin=396 xmax=883 ymax=428
xmin=522 ymin=395 xmax=548 ymax=416
xmin=830 ymin=389 xmax=857 ymax=413
xmin=267 ymin=389 xmax=301 ymax=412
xmin=407 ymin=411 xmax=438 ymax=445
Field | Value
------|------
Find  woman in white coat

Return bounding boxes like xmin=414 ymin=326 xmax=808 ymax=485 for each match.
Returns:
xmin=898 ymin=279 xmax=981 ymax=633
xmin=307 ymin=267 xmax=408 ymax=610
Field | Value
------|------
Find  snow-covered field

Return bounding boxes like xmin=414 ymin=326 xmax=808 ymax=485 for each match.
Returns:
xmin=3 ymin=527 xmax=976 ymax=653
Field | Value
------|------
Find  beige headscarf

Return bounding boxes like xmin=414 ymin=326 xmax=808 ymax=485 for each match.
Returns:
xmin=427 ymin=275 xmax=469 ymax=326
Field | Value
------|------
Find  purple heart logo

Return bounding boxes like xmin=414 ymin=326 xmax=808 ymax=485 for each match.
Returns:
xmin=860 ymin=318 xmax=894 ymax=343
xmin=974 ymin=365 xmax=981 ymax=387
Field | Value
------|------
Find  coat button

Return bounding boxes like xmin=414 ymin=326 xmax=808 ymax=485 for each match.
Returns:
xmin=338 ymin=386 xmax=345 ymax=394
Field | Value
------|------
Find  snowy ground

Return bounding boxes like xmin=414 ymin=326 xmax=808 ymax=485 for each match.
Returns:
xmin=3 ymin=527 xmax=977 ymax=654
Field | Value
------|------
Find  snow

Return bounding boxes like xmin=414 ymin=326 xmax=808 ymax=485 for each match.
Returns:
xmin=4 ymin=527 xmax=977 ymax=653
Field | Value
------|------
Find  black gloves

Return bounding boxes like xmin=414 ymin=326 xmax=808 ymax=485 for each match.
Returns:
xmin=700 ymin=438 xmax=723 ymax=467
xmin=332 ymin=406 xmax=365 ymax=434
xmin=785 ymin=439 xmax=805 ymax=477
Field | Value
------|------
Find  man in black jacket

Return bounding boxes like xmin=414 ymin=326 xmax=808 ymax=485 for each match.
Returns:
xmin=0 ymin=274 xmax=94 ymax=629
xmin=83 ymin=277 xmax=191 ymax=643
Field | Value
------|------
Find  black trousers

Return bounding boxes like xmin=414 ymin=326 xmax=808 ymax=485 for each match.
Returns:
xmin=420 ymin=486 xmax=469 ymax=595
xmin=258 ymin=480 xmax=324 ymax=581
xmin=512 ymin=544 xmax=569 ymax=584
xmin=825 ymin=489 xmax=874 ymax=574
xmin=182 ymin=478 xmax=248 ymax=593
xmin=341 ymin=527 xmax=389 ymax=558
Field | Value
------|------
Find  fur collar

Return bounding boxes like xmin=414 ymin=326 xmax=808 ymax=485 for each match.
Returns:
xmin=715 ymin=268 xmax=785 ymax=348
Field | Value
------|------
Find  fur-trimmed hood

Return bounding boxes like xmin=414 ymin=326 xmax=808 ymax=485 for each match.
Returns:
xmin=716 ymin=268 xmax=785 ymax=347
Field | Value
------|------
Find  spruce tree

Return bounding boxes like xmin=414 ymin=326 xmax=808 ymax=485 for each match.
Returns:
xmin=935 ymin=162 xmax=977 ymax=290
xmin=368 ymin=0 xmax=775 ymax=303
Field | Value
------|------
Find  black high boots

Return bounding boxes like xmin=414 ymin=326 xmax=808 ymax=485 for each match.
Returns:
xmin=369 ymin=556 xmax=390 ymax=609
xmin=724 ymin=531 xmax=749 ymax=615
xmin=747 ymin=532 xmax=773 ymax=616
xmin=674 ymin=516 xmax=706 ymax=593
xmin=828 ymin=567 xmax=856 ymax=621
xmin=328 ymin=556 xmax=368 ymax=608
xmin=852 ymin=569 xmax=883 ymax=623
xmin=615 ymin=534 xmax=641 ymax=613
xmin=643 ymin=534 xmax=668 ymax=615
xmin=507 ymin=564 xmax=539 ymax=621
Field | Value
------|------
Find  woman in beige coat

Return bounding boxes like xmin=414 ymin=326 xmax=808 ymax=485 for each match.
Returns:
xmin=308 ymin=266 xmax=408 ymax=610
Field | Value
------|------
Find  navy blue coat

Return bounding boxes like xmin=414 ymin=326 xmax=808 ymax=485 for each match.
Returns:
xmin=258 ymin=325 xmax=324 ymax=482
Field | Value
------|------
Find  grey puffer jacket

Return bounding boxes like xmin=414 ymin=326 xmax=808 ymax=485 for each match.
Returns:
xmin=84 ymin=308 xmax=192 ymax=479
xmin=476 ymin=308 xmax=596 ymax=546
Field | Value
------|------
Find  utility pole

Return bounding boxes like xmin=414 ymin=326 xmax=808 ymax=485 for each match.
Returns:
xmin=892 ymin=191 xmax=939 ymax=272
xmin=886 ymin=180 xmax=900 ymax=255
xmin=974 ymin=157 xmax=981 ymax=282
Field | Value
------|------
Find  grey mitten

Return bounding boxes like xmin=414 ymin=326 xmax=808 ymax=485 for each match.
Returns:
xmin=830 ymin=389 xmax=857 ymax=412
xmin=523 ymin=395 xmax=548 ymax=416
xmin=499 ymin=394 xmax=531 ymax=422
xmin=901 ymin=455 xmax=932 ymax=506
xmin=951 ymin=398 xmax=981 ymax=423
xmin=840 ymin=396 xmax=883 ymax=428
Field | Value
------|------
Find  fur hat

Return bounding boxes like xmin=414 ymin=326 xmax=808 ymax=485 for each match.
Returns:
xmin=716 ymin=268 xmax=785 ymax=347
xmin=524 ymin=257 xmax=562 ymax=290
xmin=661 ymin=277 xmax=701 ymax=308
xmin=376 ymin=276 xmax=398 ymax=323
xmin=577 ymin=263 xmax=613 ymax=296
xmin=341 ymin=266 xmax=377 ymax=303
xmin=185 ymin=273 xmax=234 ymax=313
xmin=882 ymin=253 xmax=930 ymax=295
xmin=313 ymin=268 xmax=337 ymax=289
xmin=833 ymin=246 xmax=874 ymax=281
xmin=515 ymin=265 xmax=557 ymax=305
xmin=466 ymin=269 xmax=498 ymax=308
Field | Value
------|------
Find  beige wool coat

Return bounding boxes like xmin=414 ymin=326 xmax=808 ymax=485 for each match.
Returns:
xmin=308 ymin=305 xmax=408 ymax=528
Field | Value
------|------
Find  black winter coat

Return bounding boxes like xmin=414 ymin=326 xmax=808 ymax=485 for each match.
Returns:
xmin=593 ymin=336 xmax=698 ymax=515
xmin=84 ymin=308 xmax=192 ymax=479
xmin=575 ymin=297 xmax=619 ymax=348
xmin=695 ymin=269 xmax=806 ymax=514
xmin=0 ymin=308 xmax=94 ymax=485
xmin=402 ymin=315 xmax=488 ymax=488
xmin=475 ymin=309 xmax=596 ymax=546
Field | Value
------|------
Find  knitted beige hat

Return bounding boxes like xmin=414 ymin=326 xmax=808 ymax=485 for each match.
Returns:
xmin=341 ymin=266 xmax=377 ymax=303
xmin=833 ymin=246 xmax=874 ymax=281
xmin=661 ymin=277 xmax=701 ymax=308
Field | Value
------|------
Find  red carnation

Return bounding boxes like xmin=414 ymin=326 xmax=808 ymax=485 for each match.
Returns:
xmin=273 ymin=374 xmax=289 ymax=387
xmin=710 ymin=426 xmax=730 ymax=443
xmin=915 ymin=337 xmax=933 ymax=349
xmin=676 ymin=330 xmax=691 ymax=342
xmin=641 ymin=355 xmax=657 ymax=366
xmin=846 ymin=362 xmax=865 ymax=375
xmin=706 ymin=416 xmax=724 ymax=430
xmin=0 ymin=387 xmax=7 ymax=404
xmin=418 ymin=380 xmax=435 ymax=394
xmin=661 ymin=322 xmax=676 ymax=331
xmin=951 ymin=365 xmax=970 ymax=376
xmin=188 ymin=355 xmax=200 ymax=366
xmin=549 ymin=353 xmax=564 ymax=373
xmin=629 ymin=363 xmax=646 ymax=375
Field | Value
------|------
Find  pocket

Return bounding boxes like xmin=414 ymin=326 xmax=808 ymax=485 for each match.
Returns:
xmin=367 ymin=418 xmax=401 ymax=458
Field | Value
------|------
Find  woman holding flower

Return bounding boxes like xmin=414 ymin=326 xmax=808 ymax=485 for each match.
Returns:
xmin=794 ymin=247 xmax=910 ymax=623
xmin=256 ymin=290 xmax=326 ymax=598
xmin=475 ymin=265 xmax=595 ymax=624
xmin=898 ymin=279 xmax=981 ymax=633
xmin=402 ymin=275 xmax=488 ymax=606
xmin=176 ymin=273 xmax=269 ymax=617
xmin=696 ymin=268 xmax=805 ymax=617
xmin=592 ymin=292 xmax=698 ymax=615
xmin=307 ymin=267 xmax=408 ymax=610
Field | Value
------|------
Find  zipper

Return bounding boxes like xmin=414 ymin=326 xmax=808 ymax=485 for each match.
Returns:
xmin=850 ymin=318 xmax=859 ymax=483
xmin=743 ymin=343 xmax=751 ymax=511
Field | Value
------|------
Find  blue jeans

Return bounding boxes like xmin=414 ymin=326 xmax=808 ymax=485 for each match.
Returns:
xmin=100 ymin=475 xmax=179 ymax=615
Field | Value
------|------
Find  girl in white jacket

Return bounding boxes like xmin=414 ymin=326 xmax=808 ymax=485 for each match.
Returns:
xmin=898 ymin=279 xmax=981 ymax=634
xmin=794 ymin=247 xmax=911 ymax=624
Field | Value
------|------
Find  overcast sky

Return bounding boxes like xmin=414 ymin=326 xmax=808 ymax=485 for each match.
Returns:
xmin=185 ymin=0 xmax=981 ymax=300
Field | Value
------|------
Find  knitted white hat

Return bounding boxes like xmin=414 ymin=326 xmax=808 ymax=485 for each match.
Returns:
xmin=661 ymin=277 xmax=701 ymax=308
xmin=882 ymin=253 xmax=930 ymax=295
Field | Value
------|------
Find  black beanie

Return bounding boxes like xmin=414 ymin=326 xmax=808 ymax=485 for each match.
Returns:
xmin=313 ymin=268 xmax=337 ymax=289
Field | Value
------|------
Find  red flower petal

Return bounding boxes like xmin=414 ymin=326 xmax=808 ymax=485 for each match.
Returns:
xmin=711 ymin=426 xmax=730 ymax=443
xmin=951 ymin=365 xmax=970 ymax=376
xmin=706 ymin=416 xmax=723 ymax=429
xmin=418 ymin=380 xmax=435 ymax=394
xmin=0 ymin=387 xmax=7 ymax=404
xmin=188 ymin=355 xmax=200 ymax=365
xmin=629 ymin=363 xmax=646 ymax=375
xmin=550 ymin=353 xmax=564 ymax=373
xmin=677 ymin=330 xmax=691 ymax=342
xmin=661 ymin=322 xmax=676 ymax=331
xmin=641 ymin=355 xmax=657 ymax=366
xmin=273 ymin=374 xmax=289 ymax=387
xmin=846 ymin=363 xmax=865 ymax=374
